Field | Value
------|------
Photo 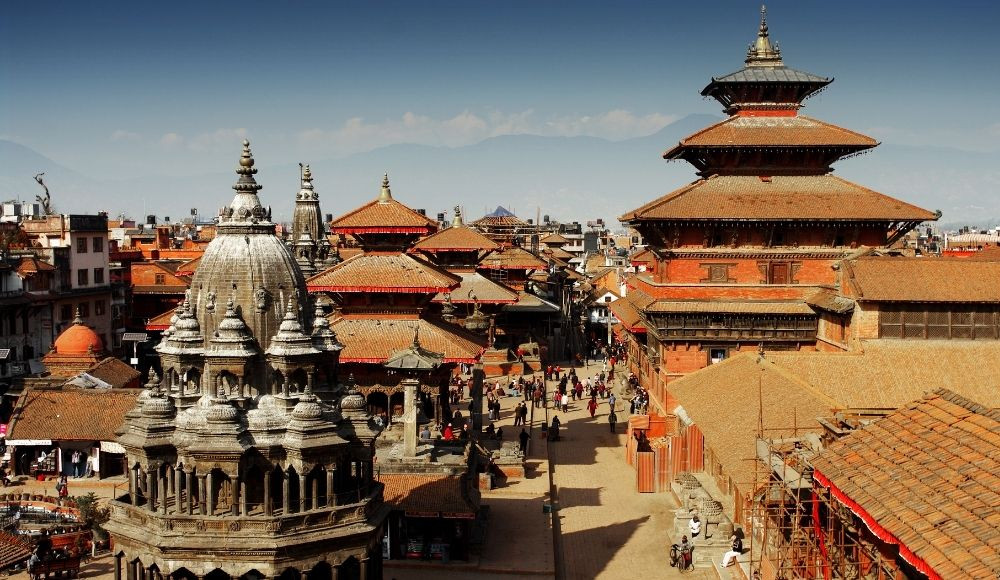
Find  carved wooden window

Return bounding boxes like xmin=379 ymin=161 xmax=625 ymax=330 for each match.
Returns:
xmin=701 ymin=263 xmax=735 ymax=283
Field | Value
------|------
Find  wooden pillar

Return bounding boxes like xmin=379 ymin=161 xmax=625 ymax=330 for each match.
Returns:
xmin=282 ymin=472 xmax=290 ymax=514
xmin=263 ymin=470 xmax=272 ymax=515
xmin=325 ymin=467 xmax=335 ymax=507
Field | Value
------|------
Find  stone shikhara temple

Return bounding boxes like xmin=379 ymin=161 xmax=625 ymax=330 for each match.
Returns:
xmin=105 ymin=141 xmax=388 ymax=580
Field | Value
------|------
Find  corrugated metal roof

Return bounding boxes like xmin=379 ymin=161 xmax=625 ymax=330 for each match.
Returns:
xmin=707 ymin=66 xmax=831 ymax=85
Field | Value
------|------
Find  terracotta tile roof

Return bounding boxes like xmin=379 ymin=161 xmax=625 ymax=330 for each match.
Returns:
xmin=470 ymin=214 xmax=527 ymax=228
xmin=16 ymin=256 xmax=55 ymax=275
xmin=844 ymin=257 xmax=1000 ymax=302
xmin=539 ymin=233 xmax=570 ymax=244
xmin=609 ymin=295 xmax=645 ymax=333
xmin=767 ymin=341 xmax=1000 ymax=409
xmin=8 ymin=388 xmax=140 ymax=441
xmin=380 ymin=473 xmax=479 ymax=517
xmin=307 ymin=253 xmax=460 ymax=293
xmin=503 ymin=291 xmax=561 ymax=313
xmin=669 ymin=354 xmax=834 ymax=494
xmin=146 ymin=308 xmax=175 ymax=331
xmin=664 ymin=115 xmax=876 ymax=158
xmin=811 ymin=390 xmax=1000 ymax=579
xmin=805 ymin=289 xmax=855 ymax=314
xmin=329 ymin=199 xmax=437 ymax=235
xmin=331 ymin=317 xmax=485 ymax=364
xmin=619 ymin=175 xmax=937 ymax=223
xmin=431 ymin=272 xmax=518 ymax=304
xmin=644 ymin=299 xmax=814 ymax=315
xmin=543 ymin=247 xmax=574 ymax=260
xmin=86 ymin=357 xmax=142 ymax=389
xmin=0 ymin=532 xmax=32 ymax=570
xmin=630 ymin=248 xmax=656 ymax=266
xmin=477 ymin=247 xmax=547 ymax=270
xmin=410 ymin=226 xmax=499 ymax=252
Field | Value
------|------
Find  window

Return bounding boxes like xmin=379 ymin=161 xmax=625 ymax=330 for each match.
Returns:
xmin=77 ymin=268 xmax=89 ymax=286
xmin=60 ymin=304 xmax=73 ymax=321
xmin=94 ymin=267 xmax=105 ymax=284
xmin=709 ymin=348 xmax=727 ymax=364
xmin=92 ymin=236 xmax=104 ymax=253
xmin=76 ymin=238 xmax=87 ymax=253
xmin=78 ymin=302 xmax=90 ymax=318
xmin=95 ymin=300 xmax=106 ymax=316
xmin=154 ymin=273 xmax=166 ymax=285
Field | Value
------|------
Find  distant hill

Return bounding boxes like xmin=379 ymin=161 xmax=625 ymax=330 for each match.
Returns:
xmin=0 ymin=114 xmax=997 ymax=227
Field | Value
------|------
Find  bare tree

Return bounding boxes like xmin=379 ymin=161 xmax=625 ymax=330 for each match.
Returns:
xmin=33 ymin=172 xmax=53 ymax=215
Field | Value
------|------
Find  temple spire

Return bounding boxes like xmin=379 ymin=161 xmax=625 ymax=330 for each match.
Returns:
xmin=298 ymin=164 xmax=315 ymax=200
xmin=223 ymin=139 xmax=270 ymax=225
xmin=745 ymin=5 xmax=783 ymax=67
xmin=234 ymin=139 xmax=262 ymax=194
xmin=377 ymin=173 xmax=393 ymax=203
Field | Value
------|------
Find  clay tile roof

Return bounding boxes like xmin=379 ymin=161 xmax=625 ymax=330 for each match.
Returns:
xmin=609 ymin=295 xmax=645 ymax=333
xmin=431 ymin=272 xmax=518 ymax=304
xmin=844 ymin=257 xmax=1000 ymax=302
xmin=329 ymin=198 xmax=437 ymax=235
xmin=619 ymin=175 xmax=937 ymax=223
xmin=805 ymin=289 xmax=855 ymax=314
xmin=8 ymin=389 xmax=140 ymax=441
xmin=0 ymin=532 xmax=32 ymax=570
xmin=410 ymin=226 xmax=499 ymax=252
xmin=630 ymin=248 xmax=655 ymax=266
xmin=539 ymin=233 xmax=570 ymax=244
xmin=86 ymin=357 xmax=142 ymax=389
xmin=16 ymin=256 xmax=56 ymax=276
xmin=664 ymin=115 xmax=876 ymax=158
xmin=331 ymin=317 xmax=485 ymax=364
xmin=175 ymin=255 xmax=201 ymax=276
xmin=477 ymin=246 xmax=547 ymax=270
xmin=380 ymin=473 xmax=479 ymax=517
xmin=669 ymin=354 xmax=833 ymax=494
xmin=146 ymin=308 xmax=176 ymax=331
xmin=644 ymin=299 xmax=814 ymax=315
xmin=307 ymin=253 xmax=460 ymax=294
xmin=767 ymin=341 xmax=1000 ymax=409
xmin=544 ymin=247 xmax=574 ymax=260
xmin=811 ymin=390 xmax=1000 ymax=579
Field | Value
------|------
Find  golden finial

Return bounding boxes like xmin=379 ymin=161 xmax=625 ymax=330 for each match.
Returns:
xmin=746 ymin=4 xmax=782 ymax=67
xmin=452 ymin=205 xmax=464 ymax=227
xmin=377 ymin=172 xmax=393 ymax=203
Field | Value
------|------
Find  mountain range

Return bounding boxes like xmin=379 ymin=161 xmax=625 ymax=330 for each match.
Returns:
xmin=1 ymin=114 xmax=998 ymax=229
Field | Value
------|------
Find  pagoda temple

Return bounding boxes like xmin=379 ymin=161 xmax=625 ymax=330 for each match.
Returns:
xmin=616 ymin=7 xmax=936 ymax=413
xmin=307 ymin=176 xmax=486 ymax=423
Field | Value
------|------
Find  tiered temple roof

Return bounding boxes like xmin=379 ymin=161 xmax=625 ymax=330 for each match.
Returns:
xmin=307 ymin=253 xmax=460 ymax=294
xmin=329 ymin=174 xmax=437 ymax=236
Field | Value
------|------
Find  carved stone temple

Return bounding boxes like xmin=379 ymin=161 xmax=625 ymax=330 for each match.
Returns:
xmin=104 ymin=141 xmax=389 ymax=580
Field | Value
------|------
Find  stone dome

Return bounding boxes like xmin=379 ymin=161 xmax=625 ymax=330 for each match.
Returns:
xmin=53 ymin=314 xmax=104 ymax=355
xmin=189 ymin=140 xmax=310 ymax=352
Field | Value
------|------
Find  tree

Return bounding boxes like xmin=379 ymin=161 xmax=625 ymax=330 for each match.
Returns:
xmin=74 ymin=492 xmax=111 ymax=540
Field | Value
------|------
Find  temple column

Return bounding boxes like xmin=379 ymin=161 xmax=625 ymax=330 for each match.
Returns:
xmin=263 ymin=470 xmax=272 ymax=515
xmin=206 ymin=471 xmax=215 ymax=515
xmin=186 ymin=470 xmax=195 ymax=515
xmin=298 ymin=472 xmax=306 ymax=513
xmin=167 ymin=464 xmax=175 ymax=496
xmin=146 ymin=470 xmax=156 ymax=511
xmin=198 ymin=474 xmax=207 ymax=515
xmin=325 ymin=467 xmax=335 ymax=507
xmin=282 ymin=472 xmax=290 ymax=514
xmin=128 ymin=466 xmax=136 ymax=505
xmin=239 ymin=479 xmax=247 ymax=516
xmin=125 ymin=558 xmax=135 ymax=580
xmin=114 ymin=553 xmax=122 ymax=580
xmin=175 ymin=468 xmax=184 ymax=514
xmin=360 ymin=558 xmax=368 ymax=580
xmin=159 ymin=472 xmax=168 ymax=514
xmin=310 ymin=477 xmax=318 ymax=511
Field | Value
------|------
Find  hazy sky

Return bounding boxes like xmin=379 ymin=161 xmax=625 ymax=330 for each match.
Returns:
xmin=3 ymin=1 xmax=999 ymax=181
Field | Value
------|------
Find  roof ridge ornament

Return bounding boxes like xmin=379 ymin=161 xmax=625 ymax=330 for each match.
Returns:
xmin=377 ymin=173 xmax=392 ymax=203
xmin=745 ymin=4 xmax=783 ymax=67
xmin=234 ymin=139 xmax=262 ymax=194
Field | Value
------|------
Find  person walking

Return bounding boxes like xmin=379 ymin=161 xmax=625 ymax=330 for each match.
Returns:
xmin=587 ymin=397 xmax=598 ymax=418
xmin=608 ymin=409 xmax=618 ymax=433
xmin=561 ymin=392 xmax=569 ymax=413
xmin=678 ymin=535 xmax=693 ymax=571
xmin=519 ymin=428 xmax=529 ymax=454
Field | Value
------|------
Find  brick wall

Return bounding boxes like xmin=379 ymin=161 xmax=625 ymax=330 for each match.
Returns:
xmin=852 ymin=302 xmax=880 ymax=340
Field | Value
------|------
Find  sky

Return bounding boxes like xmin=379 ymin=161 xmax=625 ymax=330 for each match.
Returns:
xmin=2 ymin=0 xmax=999 ymax=221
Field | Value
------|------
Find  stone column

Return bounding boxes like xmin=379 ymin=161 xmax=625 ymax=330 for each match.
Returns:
xmin=186 ymin=471 xmax=195 ymax=515
xmin=298 ymin=472 xmax=306 ymax=513
xmin=198 ymin=475 xmax=208 ymax=515
xmin=175 ymin=468 xmax=184 ymax=514
xmin=471 ymin=364 xmax=485 ymax=438
xmin=310 ymin=477 xmax=318 ymax=511
xmin=167 ymin=465 xmax=175 ymax=496
xmin=114 ymin=553 xmax=122 ymax=580
xmin=359 ymin=558 xmax=368 ymax=580
xmin=239 ymin=479 xmax=247 ymax=516
xmin=263 ymin=470 xmax=272 ymax=515
xmin=159 ymin=473 xmax=168 ymax=514
xmin=128 ymin=466 xmax=136 ymax=505
xmin=206 ymin=471 xmax=215 ymax=515
xmin=325 ymin=467 xmax=335 ymax=507
xmin=125 ymin=558 xmax=135 ymax=580
xmin=282 ymin=472 xmax=290 ymax=514
xmin=146 ymin=470 xmax=156 ymax=511
xmin=402 ymin=377 xmax=419 ymax=458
